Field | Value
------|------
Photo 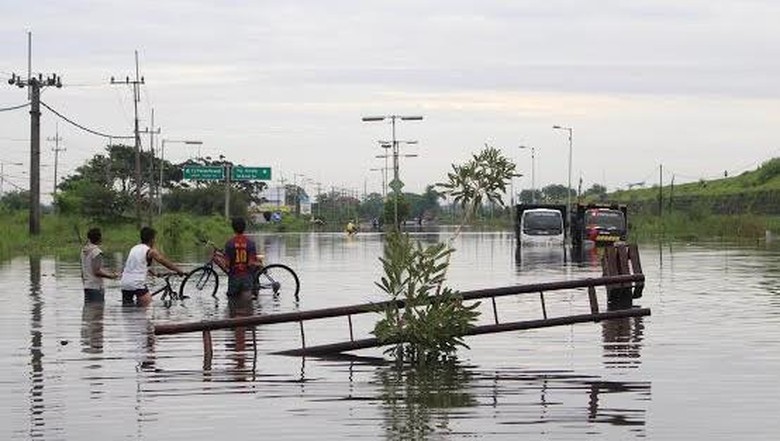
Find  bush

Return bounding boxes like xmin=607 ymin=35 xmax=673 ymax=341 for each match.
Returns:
xmin=373 ymin=233 xmax=480 ymax=363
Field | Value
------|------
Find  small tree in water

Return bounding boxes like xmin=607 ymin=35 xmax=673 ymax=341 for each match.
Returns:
xmin=373 ymin=146 xmax=517 ymax=363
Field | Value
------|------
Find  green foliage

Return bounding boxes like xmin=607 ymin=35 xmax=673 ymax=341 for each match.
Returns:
xmin=56 ymin=180 xmax=131 ymax=221
xmin=437 ymin=146 xmax=516 ymax=216
xmin=755 ymin=158 xmax=780 ymax=185
xmin=383 ymin=193 xmax=411 ymax=225
xmin=373 ymin=232 xmax=480 ymax=364
xmin=0 ymin=190 xmax=30 ymax=211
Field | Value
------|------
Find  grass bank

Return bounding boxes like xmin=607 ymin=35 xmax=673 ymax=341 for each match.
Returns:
xmin=0 ymin=211 xmax=233 ymax=259
xmin=629 ymin=212 xmax=779 ymax=242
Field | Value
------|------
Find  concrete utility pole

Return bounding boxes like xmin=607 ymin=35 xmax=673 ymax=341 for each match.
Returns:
xmin=47 ymin=122 xmax=65 ymax=198
xmin=140 ymin=108 xmax=161 ymax=221
xmin=224 ymin=162 xmax=232 ymax=220
xmin=111 ymin=50 xmax=146 ymax=228
xmin=7 ymin=72 xmax=62 ymax=235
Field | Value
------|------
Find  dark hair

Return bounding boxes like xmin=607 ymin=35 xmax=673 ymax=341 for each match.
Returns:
xmin=140 ymin=227 xmax=156 ymax=245
xmin=87 ymin=228 xmax=102 ymax=245
xmin=231 ymin=217 xmax=246 ymax=234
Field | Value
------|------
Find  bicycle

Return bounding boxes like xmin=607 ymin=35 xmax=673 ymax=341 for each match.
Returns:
xmin=179 ymin=240 xmax=300 ymax=302
xmin=150 ymin=273 xmax=185 ymax=307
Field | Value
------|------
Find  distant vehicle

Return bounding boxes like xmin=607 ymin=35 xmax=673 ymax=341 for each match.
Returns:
xmin=571 ymin=203 xmax=628 ymax=248
xmin=516 ymin=204 xmax=566 ymax=245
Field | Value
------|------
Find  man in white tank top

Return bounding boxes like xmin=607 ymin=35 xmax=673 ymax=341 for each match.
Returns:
xmin=121 ymin=226 xmax=185 ymax=306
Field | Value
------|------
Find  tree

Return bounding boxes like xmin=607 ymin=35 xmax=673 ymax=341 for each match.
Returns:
xmin=583 ymin=184 xmax=608 ymax=202
xmin=540 ymin=184 xmax=575 ymax=203
xmin=373 ymin=146 xmax=516 ymax=363
xmin=0 ymin=190 xmax=30 ymax=211
xmin=384 ymin=194 xmax=411 ymax=225
xmin=359 ymin=192 xmax=384 ymax=220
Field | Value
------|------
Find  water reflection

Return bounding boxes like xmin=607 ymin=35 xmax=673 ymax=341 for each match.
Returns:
xmin=376 ymin=361 xmax=650 ymax=439
xmin=81 ymin=302 xmax=104 ymax=355
xmin=602 ymin=315 xmax=645 ymax=369
xmin=377 ymin=361 xmax=475 ymax=439
xmin=514 ymin=245 xmax=566 ymax=272
xmin=28 ymin=255 xmax=45 ymax=437
xmin=225 ymin=295 xmax=258 ymax=381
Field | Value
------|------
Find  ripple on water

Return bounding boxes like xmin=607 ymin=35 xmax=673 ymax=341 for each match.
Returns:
xmin=1 ymin=236 xmax=780 ymax=439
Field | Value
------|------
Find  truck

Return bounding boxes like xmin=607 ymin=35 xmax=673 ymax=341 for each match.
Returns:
xmin=515 ymin=204 xmax=567 ymax=246
xmin=570 ymin=203 xmax=628 ymax=249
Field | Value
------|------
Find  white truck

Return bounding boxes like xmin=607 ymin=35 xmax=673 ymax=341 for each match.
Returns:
xmin=516 ymin=204 xmax=566 ymax=246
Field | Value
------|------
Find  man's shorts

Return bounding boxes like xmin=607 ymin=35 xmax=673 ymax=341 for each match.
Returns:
xmin=84 ymin=288 xmax=105 ymax=303
xmin=227 ymin=274 xmax=254 ymax=297
xmin=122 ymin=288 xmax=150 ymax=305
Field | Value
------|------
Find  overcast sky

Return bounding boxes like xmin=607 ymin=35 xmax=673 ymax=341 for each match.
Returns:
xmin=1 ymin=0 xmax=779 ymax=198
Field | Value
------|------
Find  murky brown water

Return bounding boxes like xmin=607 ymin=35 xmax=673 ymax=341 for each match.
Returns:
xmin=1 ymin=232 xmax=779 ymax=440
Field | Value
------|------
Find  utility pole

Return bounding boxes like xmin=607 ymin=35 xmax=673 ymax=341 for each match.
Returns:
xmin=669 ymin=174 xmax=675 ymax=215
xmin=111 ymin=50 xmax=145 ymax=227
xmin=8 ymin=72 xmax=62 ymax=235
xmin=140 ymin=108 xmax=160 ymax=221
xmin=47 ymin=122 xmax=65 ymax=198
xmin=315 ymin=181 xmax=322 ymax=218
xmin=224 ymin=163 xmax=232 ymax=220
xmin=658 ymin=164 xmax=663 ymax=218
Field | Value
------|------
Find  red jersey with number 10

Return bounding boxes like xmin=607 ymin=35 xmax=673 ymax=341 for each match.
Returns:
xmin=224 ymin=234 xmax=257 ymax=276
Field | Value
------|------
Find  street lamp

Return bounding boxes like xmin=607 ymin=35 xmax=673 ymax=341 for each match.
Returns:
xmin=159 ymin=139 xmax=203 ymax=215
xmin=362 ymin=115 xmax=423 ymax=229
xmin=552 ymin=125 xmax=573 ymax=236
xmin=518 ymin=145 xmax=536 ymax=203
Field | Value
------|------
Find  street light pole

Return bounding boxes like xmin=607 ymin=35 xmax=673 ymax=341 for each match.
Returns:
xmin=518 ymin=145 xmax=536 ymax=203
xmin=362 ymin=115 xmax=423 ymax=229
xmin=553 ymin=125 xmax=573 ymax=236
xmin=159 ymin=139 xmax=202 ymax=215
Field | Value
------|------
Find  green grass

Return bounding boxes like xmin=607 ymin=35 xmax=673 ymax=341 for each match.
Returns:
xmin=0 ymin=210 xmax=233 ymax=259
xmin=629 ymin=212 xmax=775 ymax=242
xmin=611 ymin=157 xmax=780 ymax=202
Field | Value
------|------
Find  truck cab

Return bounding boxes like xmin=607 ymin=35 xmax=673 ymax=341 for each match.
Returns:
xmin=516 ymin=205 xmax=566 ymax=246
xmin=571 ymin=204 xmax=628 ymax=248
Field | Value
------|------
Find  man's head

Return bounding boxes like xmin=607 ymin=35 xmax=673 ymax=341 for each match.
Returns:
xmin=140 ymin=226 xmax=156 ymax=245
xmin=231 ymin=217 xmax=246 ymax=234
xmin=87 ymin=228 xmax=102 ymax=245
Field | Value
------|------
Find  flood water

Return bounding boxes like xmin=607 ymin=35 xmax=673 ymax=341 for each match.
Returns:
xmin=1 ymin=231 xmax=779 ymax=440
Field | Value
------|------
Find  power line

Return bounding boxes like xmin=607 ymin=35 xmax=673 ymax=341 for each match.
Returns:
xmin=39 ymin=100 xmax=133 ymax=139
xmin=0 ymin=102 xmax=30 ymax=112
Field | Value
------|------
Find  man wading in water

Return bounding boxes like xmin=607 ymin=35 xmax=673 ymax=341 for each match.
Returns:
xmin=120 ymin=227 xmax=186 ymax=307
xmin=224 ymin=217 xmax=259 ymax=302
xmin=81 ymin=227 xmax=119 ymax=302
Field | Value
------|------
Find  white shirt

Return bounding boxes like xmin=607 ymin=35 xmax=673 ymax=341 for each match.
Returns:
xmin=120 ymin=244 xmax=151 ymax=291
xmin=81 ymin=243 xmax=104 ymax=290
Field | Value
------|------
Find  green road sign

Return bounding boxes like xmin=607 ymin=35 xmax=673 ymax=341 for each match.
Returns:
xmin=389 ymin=178 xmax=404 ymax=193
xmin=232 ymin=166 xmax=272 ymax=181
xmin=183 ymin=166 xmax=225 ymax=180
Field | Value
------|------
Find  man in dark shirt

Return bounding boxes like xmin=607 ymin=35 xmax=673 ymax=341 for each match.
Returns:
xmin=224 ymin=217 xmax=258 ymax=299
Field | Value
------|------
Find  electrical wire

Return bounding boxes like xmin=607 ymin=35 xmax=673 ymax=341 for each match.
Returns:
xmin=0 ymin=102 xmax=30 ymax=112
xmin=39 ymin=101 xmax=134 ymax=139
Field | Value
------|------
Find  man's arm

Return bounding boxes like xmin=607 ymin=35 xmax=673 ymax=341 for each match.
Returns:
xmin=91 ymin=253 xmax=118 ymax=279
xmin=148 ymin=248 xmax=186 ymax=275
xmin=247 ymin=240 xmax=259 ymax=268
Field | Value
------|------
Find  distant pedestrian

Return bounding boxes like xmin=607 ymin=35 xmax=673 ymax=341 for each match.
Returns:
xmin=224 ymin=217 xmax=259 ymax=300
xmin=120 ymin=227 xmax=185 ymax=307
xmin=81 ymin=228 xmax=118 ymax=302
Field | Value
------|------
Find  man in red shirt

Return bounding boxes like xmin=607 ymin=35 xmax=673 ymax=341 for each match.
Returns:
xmin=224 ymin=217 xmax=258 ymax=299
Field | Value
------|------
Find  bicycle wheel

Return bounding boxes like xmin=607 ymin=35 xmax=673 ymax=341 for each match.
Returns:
xmin=180 ymin=266 xmax=220 ymax=299
xmin=255 ymin=264 xmax=300 ymax=301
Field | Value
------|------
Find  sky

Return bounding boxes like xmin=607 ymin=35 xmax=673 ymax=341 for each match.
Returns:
xmin=1 ymin=0 xmax=779 ymax=199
